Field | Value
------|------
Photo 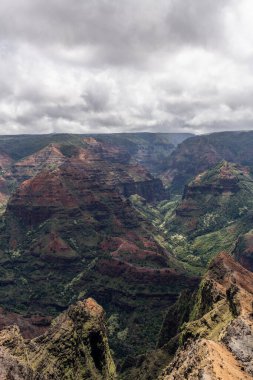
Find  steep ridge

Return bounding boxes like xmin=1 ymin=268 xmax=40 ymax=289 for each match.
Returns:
xmin=0 ymin=298 xmax=116 ymax=380
xmin=0 ymin=132 xmax=191 ymax=195
xmin=118 ymin=288 xmax=197 ymax=380
xmin=3 ymin=137 xmax=167 ymax=203
xmin=159 ymin=252 xmax=253 ymax=379
xmin=12 ymin=143 xmax=66 ymax=182
xmin=161 ymin=339 xmax=252 ymax=380
xmin=162 ymin=130 xmax=253 ymax=192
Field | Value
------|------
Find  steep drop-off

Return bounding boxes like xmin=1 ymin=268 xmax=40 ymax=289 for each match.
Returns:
xmin=170 ymin=161 xmax=253 ymax=235
xmin=0 ymin=298 xmax=116 ymax=380
xmin=159 ymin=252 xmax=253 ymax=379
xmin=162 ymin=130 xmax=253 ymax=192
xmin=162 ymin=161 xmax=253 ymax=272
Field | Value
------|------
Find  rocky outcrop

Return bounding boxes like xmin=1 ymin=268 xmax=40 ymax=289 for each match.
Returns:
xmin=0 ymin=298 xmax=116 ymax=380
xmin=161 ymin=338 xmax=252 ymax=380
xmin=159 ymin=252 xmax=253 ymax=379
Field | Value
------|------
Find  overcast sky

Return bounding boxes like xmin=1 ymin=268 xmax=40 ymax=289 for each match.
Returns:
xmin=1 ymin=0 xmax=253 ymax=134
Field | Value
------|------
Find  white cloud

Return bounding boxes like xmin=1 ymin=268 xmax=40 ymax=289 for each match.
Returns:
xmin=0 ymin=0 xmax=253 ymax=134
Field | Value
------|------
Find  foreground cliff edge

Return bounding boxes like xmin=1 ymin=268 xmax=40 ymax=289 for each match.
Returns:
xmin=0 ymin=252 xmax=252 ymax=380
xmin=0 ymin=298 xmax=116 ymax=379
xmin=159 ymin=252 xmax=253 ymax=380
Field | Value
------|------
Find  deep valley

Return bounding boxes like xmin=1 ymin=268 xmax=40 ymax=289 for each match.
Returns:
xmin=0 ymin=131 xmax=252 ymax=379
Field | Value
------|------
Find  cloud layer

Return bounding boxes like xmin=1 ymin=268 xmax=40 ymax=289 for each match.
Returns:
xmin=0 ymin=0 xmax=253 ymax=134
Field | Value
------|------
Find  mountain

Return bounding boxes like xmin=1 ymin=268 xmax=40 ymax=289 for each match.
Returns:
xmin=1 ymin=131 xmax=253 ymax=379
xmin=0 ymin=132 xmax=192 ymax=181
xmin=0 ymin=134 xmax=197 ymax=360
xmin=169 ymin=161 xmax=253 ymax=234
xmin=119 ymin=252 xmax=253 ymax=379
xmin=159 ymin=161 xmax=253 ymax=272
xmin=162 ymin=130 xmax=253 ymax=192
xmin=159 ymin=252 xmax=253 ymax=379
xmin=130 ymin=161 xmax=253 ymax=274
xmin=0 ymin=298 xmax=116 ymax=380
xmin=0 ymin=132 xmax=191 ymax=211
xmin=93 ymin=133 xmax=193 ymax=175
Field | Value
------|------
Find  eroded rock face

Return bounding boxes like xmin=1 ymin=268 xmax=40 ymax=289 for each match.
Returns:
xmin=12 ymin=141 xmax=166 ymax=201
xmin=159 ymin=253 xmax=253 ymax=379
xmin=12 ymin=143 xmax=66 ymax=181
xmin=168 ymin=161 xmax=253 ymax=236
xmin=0 ymin=135 xmax=172 ymax=224
xmin=161 ymin=339 xmax=252 ymax=380
xmin=162 ymin=130 xmax=253 ymax=192
xmin=0 ymin=138 xmax=196 ymax=360
xmin=222 ymin=317 xmax=253 ymax=375
xmin=0 ymin=298 xmax=116 ymax=380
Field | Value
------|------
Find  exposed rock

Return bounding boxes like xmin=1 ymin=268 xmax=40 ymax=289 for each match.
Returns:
xmin=0 ymin=140 xmax=194 ymax=360
xmin=222 ymin=317 xmax=253 ymax=375
xmin=13 ymin=143 xmax=65 ymax=181
xmin=0 ymin=133 xmax=179 ymax=215
xmin=159 ymin=253 xmax=253 ymax=379
xmin=168 ymin=161 xmax=253 ymax=236
xmin=9 ymin=139 xmax=167 ymax=203
xmin=83 ymin=136 xmax=131 ymax=164
xmin=0 ymin=298 xmax=116 ymax=379
xmin=161 ymin=338 xmax=252 ymax=380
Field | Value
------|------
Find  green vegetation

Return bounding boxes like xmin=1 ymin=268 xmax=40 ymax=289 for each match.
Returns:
xmin=130 ymin=162 xmax=253 ymax=275
xmin=165 ymin=130 xmax=253 ymax=192
xmin=1 ymin=132 xmax=253 ymax=373
xmin=180 ymin=300 xmax=233 ymax=345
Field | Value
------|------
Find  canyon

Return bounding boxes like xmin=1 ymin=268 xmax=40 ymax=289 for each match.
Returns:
xmin=0 ymin=131 xmax=252 ymax=379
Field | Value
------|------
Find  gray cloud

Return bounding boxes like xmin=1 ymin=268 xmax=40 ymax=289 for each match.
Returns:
xmin=166 ymin=0 xmax=230 ymax=47
xmin=0 ymin=0 xmax=252 ymax=134
xmin=0 ymin=0 xmax=231 ymax=65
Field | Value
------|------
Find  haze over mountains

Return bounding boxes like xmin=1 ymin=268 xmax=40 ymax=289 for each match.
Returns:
xmin=0 ymin=131 xmax=252 ymax=379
